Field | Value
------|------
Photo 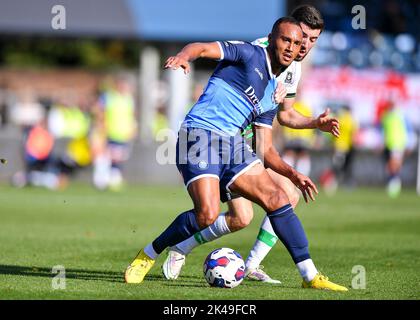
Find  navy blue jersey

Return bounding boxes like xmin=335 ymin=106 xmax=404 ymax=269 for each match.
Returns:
xmin=183 ymin=41 xmax=278 ymax=136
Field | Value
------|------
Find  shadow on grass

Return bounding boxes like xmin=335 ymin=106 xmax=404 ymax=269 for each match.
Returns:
xmin=0 ymin=264 xmax=293 ymax=290
xmin=0 ymin=264 xmax=125 ymax=283
xmin=0 ymin=264 xmax=205 ymax=285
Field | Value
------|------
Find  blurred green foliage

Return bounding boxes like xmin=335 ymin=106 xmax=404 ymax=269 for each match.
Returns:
xmin=0 ymin=37 xmax=142 ymax=69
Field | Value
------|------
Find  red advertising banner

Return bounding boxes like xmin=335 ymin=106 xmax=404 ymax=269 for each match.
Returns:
xmin=299 ymin=67 xmax=420 ymax=149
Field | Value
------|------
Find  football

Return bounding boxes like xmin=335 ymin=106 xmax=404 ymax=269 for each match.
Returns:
xmin=203 ymin=247 xmax=245 ymax=288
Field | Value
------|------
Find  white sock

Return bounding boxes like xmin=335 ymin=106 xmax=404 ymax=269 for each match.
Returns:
xmin=144 ymin=243 xmax=159 ymax=260
xmin=29 ymin=171 xmax=44 ymax=186
xmin=93 ymin=154 xmax=111 ymax=189
xmin=296 ymin=258 xmax=318 ymax=282
xmin=43 ymin=172 xmax=60 ymax=190
xmin=110 ymin=167 xmax=123 ymax=187
xmin=173 ymin=212 xmax=231 ymax=255
xmin=245 ymin=216 xmax=278 ymax=270
xmin=173 ymin=235 xmax=200 ymax=255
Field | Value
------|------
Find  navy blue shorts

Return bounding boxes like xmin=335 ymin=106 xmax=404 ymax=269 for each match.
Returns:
xmin=176 ymin=127 xmax=261 ymax=203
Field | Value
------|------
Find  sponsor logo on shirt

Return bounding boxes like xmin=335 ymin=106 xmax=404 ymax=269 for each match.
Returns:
xmin=198 ymin=160 xmax=209 ymax=170
xmin=245 ymin=86 xmax=264 ymax=115
xmin=254 ymin=68 xmax=263 ymax=80
xmin=244 ymin=86 xmax=260 ymax=106
xmin=285 ymin=71 xmax=293 ymax=84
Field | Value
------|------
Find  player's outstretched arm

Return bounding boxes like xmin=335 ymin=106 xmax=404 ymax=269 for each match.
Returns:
xmin=277 ymin=98 xmax=340 ymax=137
xmin=255 ymin=125 xmax=318 ymax=202
xmin=164 ymin=42 xmax=222 ymax=74
xmin=315 ymin=108 xmax=340 ymax=137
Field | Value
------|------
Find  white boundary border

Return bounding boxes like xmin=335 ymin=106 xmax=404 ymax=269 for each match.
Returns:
xmin=254 ymin=122 xmax=273 ymax=129
xmin=185 ymin=174 xmax=220 ymax=189
xmin=225 ymin=159 xmax=262 ymax=193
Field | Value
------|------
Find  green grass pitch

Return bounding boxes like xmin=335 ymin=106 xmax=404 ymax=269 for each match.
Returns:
xmin=0 ymin=184 xmax=419 ymax=300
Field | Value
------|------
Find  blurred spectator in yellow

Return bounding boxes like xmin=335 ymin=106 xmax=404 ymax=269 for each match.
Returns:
xmin=319 ymin=105 xmax=357 ymax=194
xmin=281 ymin=100 xmax=315 ymax=177
xmin=380 ymin=100 xmax=408 ymax=198
xmin=50 ymin=95 xmax=92 ymax=189
xmin=331 ymin=105 xmax=357 ymax=189
xmin=94 ymin=75 xmax=137 ymax=191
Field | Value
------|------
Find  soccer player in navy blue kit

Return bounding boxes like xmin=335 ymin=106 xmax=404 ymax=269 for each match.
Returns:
xmin=125 ymin=16 xmax=347 ymax=291
xmin=161 ymin=6 xmax=346 ymax=290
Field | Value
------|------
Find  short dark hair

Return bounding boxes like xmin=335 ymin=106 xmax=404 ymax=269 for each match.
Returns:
xmin=291 ymin=5 xmax=324 ymax=31
xmin=271 ymin=16 xmax=301 ymax=35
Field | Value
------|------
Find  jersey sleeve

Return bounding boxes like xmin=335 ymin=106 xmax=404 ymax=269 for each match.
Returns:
xmin=254 ymin=109 xmax=277 ymax=129
xmin=217 ymin=41 xmax=255 ymax=63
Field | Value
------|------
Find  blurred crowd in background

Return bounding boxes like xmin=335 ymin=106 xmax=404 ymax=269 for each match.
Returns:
xmin=0 ymin=75 xmax=137 ymax=191
xmin=0 ymin=0 xmax=419 ymax=197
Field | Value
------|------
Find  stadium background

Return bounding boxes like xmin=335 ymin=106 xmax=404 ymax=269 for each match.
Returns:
xmin=0 ymin=0 xmax=419 ymax=187
xmin=0 ymin=0 xmax=419 ymax=301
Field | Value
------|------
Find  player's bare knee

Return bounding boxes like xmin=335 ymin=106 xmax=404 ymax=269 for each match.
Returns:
xmin=226 ymin=204 xmax=253 ymax=231
xmin=264 ymin=189 xmax=290 ymax=212
xmin=238 ymin=205 xmax=254 ymax=228
xmin=195 ymin=205 xmax=220 ymax=227
xmin=290 ymin=189 xmax=300 ymax=209
xmin=228 ymin=214 xmax=252 ymax=231
xmin=236 ymin=214 xmax=253 ymax=229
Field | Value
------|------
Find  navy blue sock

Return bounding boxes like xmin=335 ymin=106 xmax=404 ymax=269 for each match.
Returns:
xmin=152 ymin=209 xmax=201 ymax=254
xmin=267 ymin=204 xmax=310 ymax=264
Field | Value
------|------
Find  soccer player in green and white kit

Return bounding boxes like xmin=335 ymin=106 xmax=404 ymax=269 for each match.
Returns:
xmin=161 ymin=5 xmax=345 ymax=290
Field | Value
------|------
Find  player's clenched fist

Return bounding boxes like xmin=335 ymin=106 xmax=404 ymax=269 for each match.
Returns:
xmin=164 ymin=54 xmax=191 ymax=74
xmin=274 ymin=82 xmax=287 ymax=104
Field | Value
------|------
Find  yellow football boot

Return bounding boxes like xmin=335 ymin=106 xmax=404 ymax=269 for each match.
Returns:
xmin=302 ymin=273 xmax=348 ymax=292
xmin=124 ymin=249 xmax=155 ymax=284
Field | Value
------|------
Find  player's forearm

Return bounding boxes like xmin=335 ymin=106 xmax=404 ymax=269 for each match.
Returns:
xmin=177 ymin=43 xmax=218 ymax=62
xmin=262 ymin=146 xmax=296 ymax=179
xmin=277 ymin=109 xmax=317 ymax=129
